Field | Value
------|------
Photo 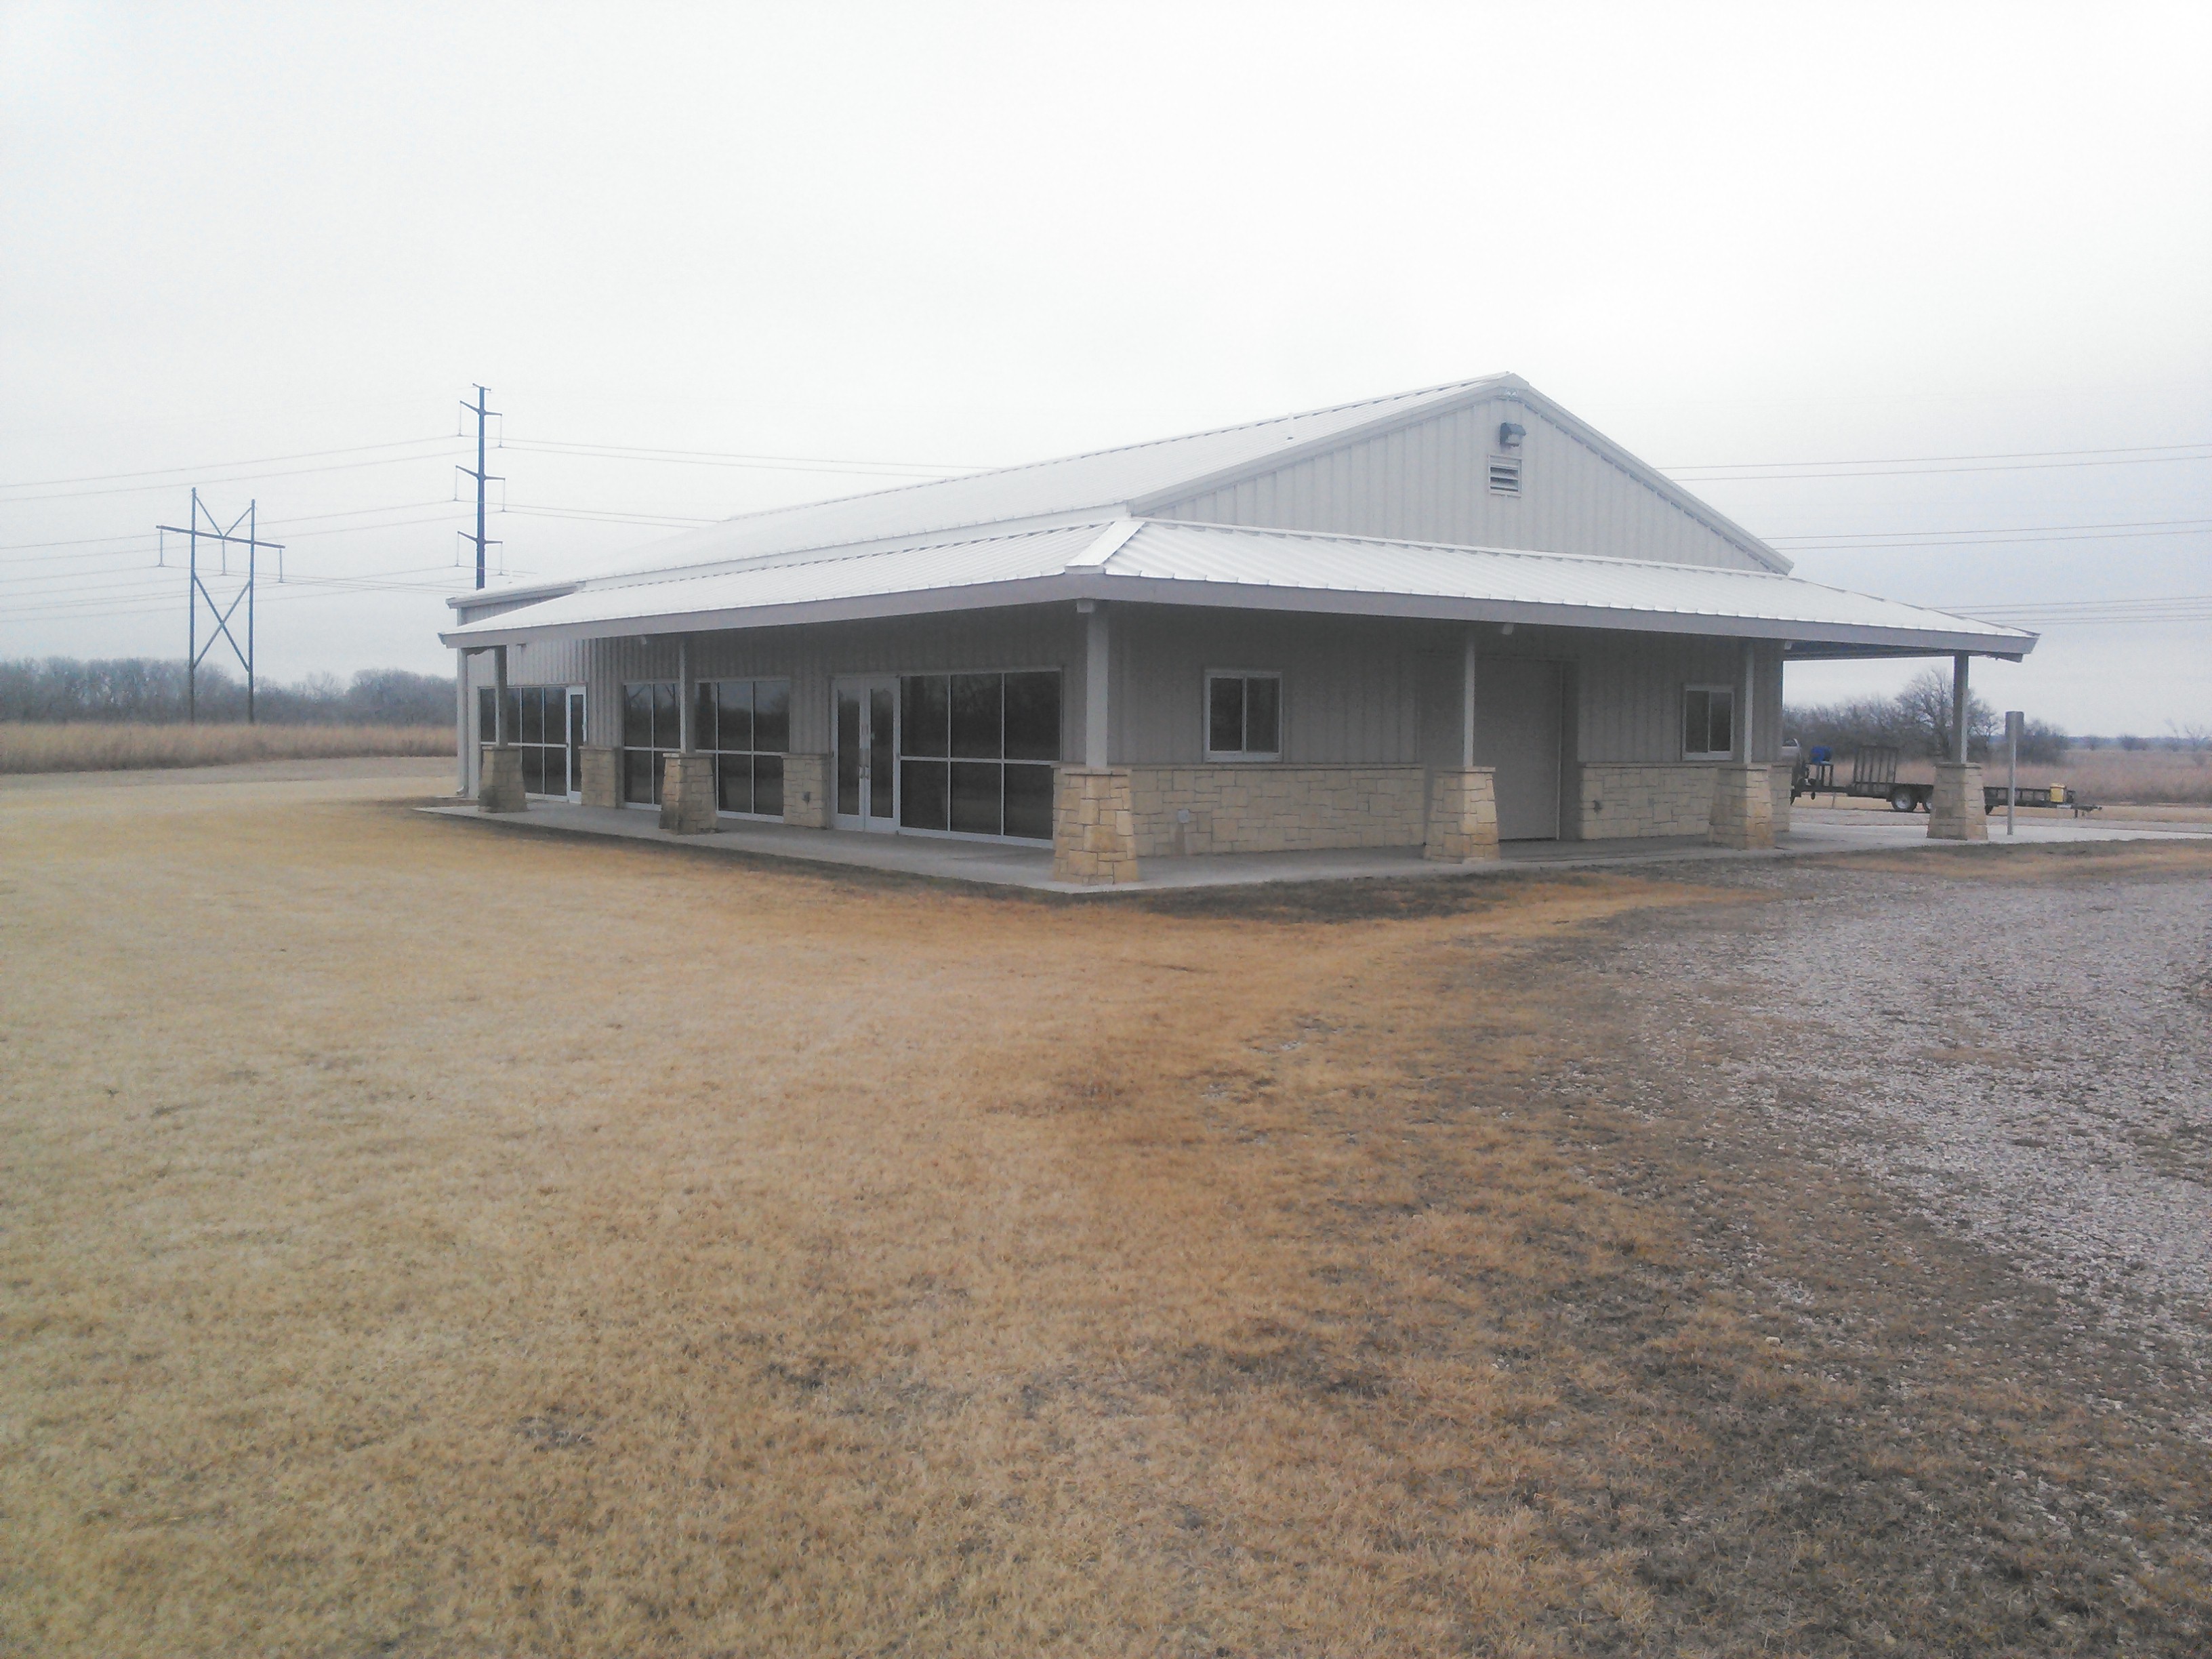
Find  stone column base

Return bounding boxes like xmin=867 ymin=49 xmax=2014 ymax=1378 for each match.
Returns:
xmin=478 ymin=745 xmax=525 ymax=813
xmin=579 ymin=745 xmax=619 ymax=808
xmin=1053 ymin=766 xmax=1139 ymax=884
xmin=1929 ymin=761 xmax=1989 ymax=841
xmin=1708 ymin=762 xmax=1776 ymax=849
xmin=1425 ymin=767 xmax=1500 ymax=862
xmin=782 ymin=754 xmax=832 ymax=828
xmin=659 ymin=752 xmax=718 ymax=834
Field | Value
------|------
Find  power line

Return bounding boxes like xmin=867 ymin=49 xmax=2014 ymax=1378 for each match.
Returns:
xmin=1 ymin=506 xmax=470 ymax=567
xmin=0 ymin=434 xmax=455 ymax=492
xmin=1768 ymin=514 xmax=2212 ymax=545
xmin=3 ymin=445 xmax=470 ymax=504
xmin=502 ymin=436 xmax=983 ymax=478
xmin=502 ymin=502 xmax=718 ymax=527
xmin=1673 ymin=451 xmax=2212 ymax=483
xmin=1666 ymin=438 xmax=2212 ymax=472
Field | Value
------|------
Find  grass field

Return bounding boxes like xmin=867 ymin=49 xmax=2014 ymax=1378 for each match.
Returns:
xmin=3 ymin=760 xmax=2207 ymax=1656
xmin=2053 ymin=746 xmax=2212 ymax=804
xmin=0 ymin=721 xmax=453 ymax=774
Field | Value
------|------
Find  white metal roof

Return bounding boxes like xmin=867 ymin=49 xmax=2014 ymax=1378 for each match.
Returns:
xmin=541 ymin=372 xmax=1781 ymax=581
xmin=442 ymin=518 xmax=2034 ymax=659
xmin=591 ymin=377 xmax=1511 ymax=577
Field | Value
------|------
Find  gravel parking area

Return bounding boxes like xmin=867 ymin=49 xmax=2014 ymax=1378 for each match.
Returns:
xmin=1606 ymin=850 xmax=2212 ymax=1394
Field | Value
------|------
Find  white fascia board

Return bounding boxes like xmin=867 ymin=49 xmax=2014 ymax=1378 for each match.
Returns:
xmin=1074 ymin=573 xmax=2034 ymax=655
xmin=441 ymin=567 xmax=2032 ymax=658
xmin=448 ymin=579 xmax=579 ymax=615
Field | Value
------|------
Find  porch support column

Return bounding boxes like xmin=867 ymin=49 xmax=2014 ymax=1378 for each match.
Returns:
xmin=1929 ymin=652 xmax=1988 ymax=841
xmin=478 ymin=644 xmax=524 ymax=813
xmin=1426 ymin=628 xmax=1499 ymax=863
xmin=1461 ymin=629 xmax=1478 ymax=769
xmin=661 ymin=632 xmax=716 ymax=834
xmin=1084 ymin=599 xmax=1109 ymax=767
xmin=1707 ymin=639 xmax=1774 ymax=849
xmin=1054 ymin=598 xmax=1138 ymax=884
xmin=454 ymin=647 xmax=468 ymax=797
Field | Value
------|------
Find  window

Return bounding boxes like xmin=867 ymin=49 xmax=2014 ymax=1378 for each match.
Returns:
xmin=699 ymin=679 xmax=790 ymax=817
xmin=1683 ymin=685 xmax=1736 ymax=760
xmin=895 ymin=670 xmax=1060 ymax=840
xmin=1205 ymin=671 xmax=1282 ymax=760
xmin=1488 ymin=455 xmax=1521 ymax=496
xmin=621 ymin=681 xmax=680 ymax=804
xmin=478 ymin=684 xmax=575 ymax=797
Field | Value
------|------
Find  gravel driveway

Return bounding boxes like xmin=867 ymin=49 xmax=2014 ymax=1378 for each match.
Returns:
xmin=1609 ymin=854 xmax=2212 ymax=1386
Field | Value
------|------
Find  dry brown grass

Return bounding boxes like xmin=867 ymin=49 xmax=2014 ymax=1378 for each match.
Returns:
xmin=2051 ymin=745 xmax=2212 ymax=804
xmin=0 ymin=720 xmax=452 ymax=774
xmin=2 ymin=766 xmax=2206 ymax=1655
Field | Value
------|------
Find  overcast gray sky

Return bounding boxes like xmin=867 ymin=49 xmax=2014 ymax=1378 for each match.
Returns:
xmin=4 ymin=1 xmax=2207 ymax=733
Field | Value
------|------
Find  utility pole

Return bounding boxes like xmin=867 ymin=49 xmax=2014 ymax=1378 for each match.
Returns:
xmin=457 ymin=384 xmax=502 ymax=588
xmin=160 ymin=489 xmax=283 ymax=724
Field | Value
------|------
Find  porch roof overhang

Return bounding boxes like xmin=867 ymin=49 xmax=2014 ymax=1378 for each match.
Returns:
xmin=439 ymin=518 xmax=2036 ymax=661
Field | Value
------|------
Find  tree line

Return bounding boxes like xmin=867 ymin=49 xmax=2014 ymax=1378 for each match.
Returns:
xmin=1786 ymin=665 xmax=2068 ymax=764
xmin=0 ymin=657 xmax=455 ymax=727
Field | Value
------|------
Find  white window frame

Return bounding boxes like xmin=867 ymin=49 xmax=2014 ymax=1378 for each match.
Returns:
xmin=1204 ymin=669 xmax=1284 ymax=762
xmin=1683 ymin=684 xmax=1737 ymax=760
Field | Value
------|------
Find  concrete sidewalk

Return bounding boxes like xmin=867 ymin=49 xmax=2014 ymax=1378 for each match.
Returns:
xmin=419 ymin=798 xmax=2211 ymax=895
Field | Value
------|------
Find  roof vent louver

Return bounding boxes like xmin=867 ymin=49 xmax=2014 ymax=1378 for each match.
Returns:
xmin=1488 ymin=455 xmax=1521 ymax=496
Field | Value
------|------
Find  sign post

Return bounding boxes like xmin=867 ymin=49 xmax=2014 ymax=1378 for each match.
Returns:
xmin=2005 ymin=710 xmax=2023 ymax=837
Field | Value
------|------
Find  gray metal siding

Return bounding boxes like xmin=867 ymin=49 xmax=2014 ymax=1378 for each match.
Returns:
xmin=1111 ymin=607 xmax=1780 ymax=769
xmin=1152 ymin=398 xmax=1769 ymax=572
xmin=468 ymin=602 xmax=1784 ymax=791
xmin=1112 ymin=608 xmax=1427 ymax=766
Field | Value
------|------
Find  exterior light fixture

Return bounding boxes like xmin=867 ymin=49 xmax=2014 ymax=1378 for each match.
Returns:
xmin=1497 ymin=421 xmax=1525 ymax=449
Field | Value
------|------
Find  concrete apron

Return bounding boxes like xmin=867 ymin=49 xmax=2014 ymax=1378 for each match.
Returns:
xmin=424 ymin=797 xmax=2206 ymax=897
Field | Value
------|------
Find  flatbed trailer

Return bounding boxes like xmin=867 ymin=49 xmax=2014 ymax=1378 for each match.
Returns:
xmin=1790 ymin=745 xmax=2079 ymax=814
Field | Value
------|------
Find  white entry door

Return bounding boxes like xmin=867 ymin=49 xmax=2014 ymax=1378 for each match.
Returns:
xmin=832 ymin=676 xmax=898 ymax=831
xmin=564 ymin=686 xmax=586 ymax=803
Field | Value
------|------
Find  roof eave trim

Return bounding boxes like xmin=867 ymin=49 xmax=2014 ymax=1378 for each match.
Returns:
xmin=439 ymin=569 xmax=2032 ymax=658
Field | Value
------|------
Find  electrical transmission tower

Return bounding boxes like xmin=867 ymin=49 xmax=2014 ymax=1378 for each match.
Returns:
xmin=457 ymin=384 xmax=502 ymax=588
xmin=157 ymin=488 xmax=284 ymax=724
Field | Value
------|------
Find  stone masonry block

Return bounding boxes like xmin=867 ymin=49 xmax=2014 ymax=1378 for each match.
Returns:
xmin=659 ymin=752 xmax=718 ymax=834
xmin=1707 ymin=763 xmax=1775 ymax=850
xmin=579 ymin=745 xmax=619 ymax=808
xmin=1929 ymin=761 xmax=1988 ymax=842
xmin=782 ymin=754 xmax=832 ymax=829
xmin=1054 ymin=766 xmax=1139 ymax=884
xmin=1425 ymin=768 xmax=1500 ymax=863
xmin=478 ymin=744 xmax=525 ymax=814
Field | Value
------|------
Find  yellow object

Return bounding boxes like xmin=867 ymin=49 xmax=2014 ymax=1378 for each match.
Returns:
xmin=2049 ymin=784 xmax=2065 ymax=804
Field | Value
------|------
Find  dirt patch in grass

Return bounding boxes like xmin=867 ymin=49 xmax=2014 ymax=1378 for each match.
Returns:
xmin=1 ymin=771 xmax=2206 ymax=1655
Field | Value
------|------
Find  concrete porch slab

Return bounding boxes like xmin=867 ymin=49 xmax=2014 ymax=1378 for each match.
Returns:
xmin=419 ymin=798 xmax=2210 ymax=895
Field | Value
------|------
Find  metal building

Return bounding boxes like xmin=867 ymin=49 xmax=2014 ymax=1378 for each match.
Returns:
xmin=441 ymin=374 xmax=2032 ymax=881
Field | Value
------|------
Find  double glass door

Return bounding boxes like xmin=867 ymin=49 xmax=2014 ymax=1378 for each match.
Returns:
xmin=833 ymin=676 xmax=896 ymax=830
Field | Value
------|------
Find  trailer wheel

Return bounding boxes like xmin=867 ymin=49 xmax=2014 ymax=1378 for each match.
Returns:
xmin=1889 ymin=787 xmax=1917 ymax=812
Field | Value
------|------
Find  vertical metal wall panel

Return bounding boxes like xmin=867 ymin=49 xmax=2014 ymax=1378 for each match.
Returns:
xmin=1154 ymin=398 xmax=1766 ymax=571
xmin=1110 ymin=605 xmax=1427 ymax=765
